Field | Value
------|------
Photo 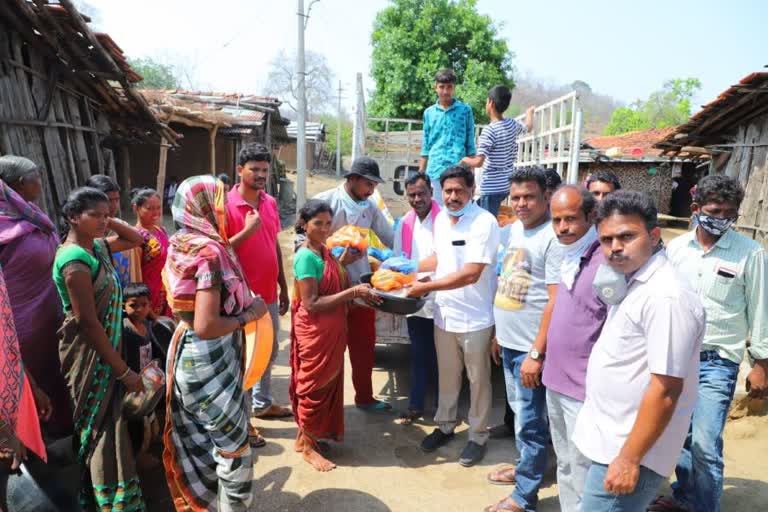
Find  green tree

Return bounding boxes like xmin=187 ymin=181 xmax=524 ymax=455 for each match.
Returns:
xmin=369 ymin=0 xmax=514 ymax=125
xmin=320 ymin=113 xmax=353 ymax=157
xmin=128 ymin=57 xmax=180 ymax=89
xmin=604 ymin=78 xmax=701 ymax=135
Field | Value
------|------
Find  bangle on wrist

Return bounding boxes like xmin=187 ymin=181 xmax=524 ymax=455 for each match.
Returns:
xmin=116 ymin=367 xmax=131 ymax=381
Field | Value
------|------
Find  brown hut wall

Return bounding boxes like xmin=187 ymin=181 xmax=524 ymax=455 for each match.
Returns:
xmin=0 ymin=22 xmax=116 ymax=221
xmin=578 ymin=162 xmax=674 ymax=215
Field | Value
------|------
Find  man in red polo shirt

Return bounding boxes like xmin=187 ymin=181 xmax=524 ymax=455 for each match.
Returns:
xmin=226 ymin=143 xmax=291 ymax=426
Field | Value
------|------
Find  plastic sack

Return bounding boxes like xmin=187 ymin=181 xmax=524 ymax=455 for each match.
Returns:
xmin=381 ymin=256 xmax=418 ymax=275
xmin=244 ymin=313 xmax=274 ymax=390
xmin=371 ymin=268 xmax=416 ymax=292
xmin=368 ymin=247 xmax=393 ymax=262
xmin=326 ymin=225 xmax=369 ymax=252
xmin=331 ymin=246 xmax=361 ymax=259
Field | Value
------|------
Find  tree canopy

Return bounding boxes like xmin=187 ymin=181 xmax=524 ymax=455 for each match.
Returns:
xmin=369 ymin=0 xmax=514 ymax=124
xmin=604 ymin=78 xmax=701 ymax=135
xmin=128 ymin=57 xmax=180 ymax=90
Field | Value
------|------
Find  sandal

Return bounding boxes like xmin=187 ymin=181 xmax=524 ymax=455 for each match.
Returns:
xmin=483 ymin=497 xmax=524 ymax=512
xmin=487 ymin=466 xmax=517 ymax=485
xmin=648 ymin=496 xmax=690 ymax=512
xmin=395 ymin=409 xmax=423 ymax=425
xmin=248 ymin=425 xmax=267 ymax=448
xmin=356 ymin=399 xmax=392 ymax=413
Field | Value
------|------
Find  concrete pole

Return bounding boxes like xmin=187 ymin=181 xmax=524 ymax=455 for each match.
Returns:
xmin=336 ymin=80 xmax=342 ymax=176
xmin=567 ymin=109 xmax=583 ymax=184
xmin=296 ymin=0 xmax=307 ymax=210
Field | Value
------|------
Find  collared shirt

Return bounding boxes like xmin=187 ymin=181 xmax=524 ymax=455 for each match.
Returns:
xmin=493 ymin=219 xmax=562 ymax=351
xmin=542 ymin=241 xmax=607 ymax=402
xmin=432 ymin=202 xmax=500 ymax=333
xmin=393 ymin=211 xmax=436 ymax=319
xmin=421 ymin=99 xmax=476 ymax=180
xmin=572 ymin=251 xmax=705 ymax=477
xmin=666 ymin=228 xmax=767 ymax=364
xmin=225 ymin=184 xmax=280 ymax=304
xmin=313 ymin=184 xmax=394 ymax=283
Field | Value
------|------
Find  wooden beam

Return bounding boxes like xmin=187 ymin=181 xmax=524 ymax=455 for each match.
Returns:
xmin=0 ymin=117 xmax=105 ymax=133
xmin=209 ymin=125 xmax=219 ymax=174
xmin=156 ymin=137 xmax=169 ymax=210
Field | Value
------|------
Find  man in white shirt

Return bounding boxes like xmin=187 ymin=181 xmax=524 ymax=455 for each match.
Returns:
xmin=407 ymin=166 xmax=499 ymax=467
xmin=572 ymin=190 xmax=705 ymax=511
xmin=393 ymin=174 xmax=441 ymax=424
xmin=314 ymin=157 xmax=395 ymax=412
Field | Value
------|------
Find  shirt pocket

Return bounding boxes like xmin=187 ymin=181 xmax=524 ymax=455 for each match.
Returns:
xmin=706 ymin=273 xmax=740 ymax=305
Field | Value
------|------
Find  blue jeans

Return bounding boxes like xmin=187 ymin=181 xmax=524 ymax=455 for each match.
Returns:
xmin=581 ymin=462 xmax=665 ymax=511
xmin=502 ymin=348 xmax=550 ymax=511
xmin=406 ymin=316 xmax=438 ymax=412
xmin=430 ymin=178 xmax=444 ymax=206
xmin=672 ymin=351 xmax=740 ymax=512
xmin=477 ymin=193 xmax=507 ymax=217
xmin=251 ymin=301 xmax=280 ymax=411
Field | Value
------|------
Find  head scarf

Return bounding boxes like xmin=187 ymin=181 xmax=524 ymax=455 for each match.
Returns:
xmin=0 ymin=177 xmax=56 ymax=246
xmin=163 ymin=175 xmax=252 ymax=315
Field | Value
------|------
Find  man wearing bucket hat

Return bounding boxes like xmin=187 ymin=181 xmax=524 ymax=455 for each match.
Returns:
xmin=314 ymin=157 xmax=395 ymax=412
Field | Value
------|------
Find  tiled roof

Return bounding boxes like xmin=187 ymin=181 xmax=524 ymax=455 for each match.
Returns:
xmin=655 ymin=71 xmax=768 ymax=156
xmin=586 ymin=127 xmax=677 ymax=158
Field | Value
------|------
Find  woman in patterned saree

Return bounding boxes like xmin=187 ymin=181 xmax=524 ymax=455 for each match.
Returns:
xmin=290 ymin=199 xmax=381 ymax=471
xmin=162 ymin=175 xmax=267 ymax=511
xmin=53 ymin=187 xmax=145 ymax=511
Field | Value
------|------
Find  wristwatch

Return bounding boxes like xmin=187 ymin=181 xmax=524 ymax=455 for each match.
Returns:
xmin=530 ymin=348 xmax=545 ymax=361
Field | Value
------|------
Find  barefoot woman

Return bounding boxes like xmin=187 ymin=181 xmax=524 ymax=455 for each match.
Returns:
xmin=290 ymin=200 xmax=381 ymax=471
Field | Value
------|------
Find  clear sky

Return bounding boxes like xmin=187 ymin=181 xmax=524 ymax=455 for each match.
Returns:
xmin=90 ymin=0 xmax=766 ymax=112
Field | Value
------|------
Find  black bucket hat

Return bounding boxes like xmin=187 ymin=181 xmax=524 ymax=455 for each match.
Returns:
xmin=344 ymin=157 xmax=384 ymax=184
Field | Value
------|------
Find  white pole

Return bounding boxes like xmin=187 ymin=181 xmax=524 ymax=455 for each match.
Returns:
xmin=351 ymin=72 xmax=365 ymax=161
xmin=336 ymin=80 xmax=342 ymax=176
xmin=296 ymin=0 xmax=307 ymax=210
xmin=567 ymin=109 xmax=583 ymax=184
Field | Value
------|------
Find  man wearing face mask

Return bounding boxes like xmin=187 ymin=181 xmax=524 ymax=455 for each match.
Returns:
xmin=406 ymin=165 xmax=500 ymax=468
xmin=650 ymin=176 xmax=767 ymax=512
xmin=540 ymin=186 xmax=607 ymax=512
xmin=314 ymin=157 xmax=395 ymax=411
xmin=572 ymin=190 xmax=705 ymax=512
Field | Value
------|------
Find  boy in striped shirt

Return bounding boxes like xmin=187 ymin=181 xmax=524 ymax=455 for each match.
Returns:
xmin=462 ymin=86 xmax=534 ymax=216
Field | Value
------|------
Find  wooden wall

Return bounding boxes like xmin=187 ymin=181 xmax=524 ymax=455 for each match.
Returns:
xmin=578 ymin=161 xmax=674 ymax=215
xmin=0 ymin=23 xmax=117 ymax=221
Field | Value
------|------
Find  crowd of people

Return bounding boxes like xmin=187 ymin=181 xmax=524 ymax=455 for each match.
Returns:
xmin=0 ymin=66 xmax=765 ymax=512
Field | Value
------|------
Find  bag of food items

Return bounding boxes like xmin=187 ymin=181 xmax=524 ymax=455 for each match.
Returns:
xmin=326 ymin=225 xmax=369 ymax=252
xmin=371 ymin=268 xmax=416 ymax=292
xmin=380 ymin=256 xmax=418 ymax=275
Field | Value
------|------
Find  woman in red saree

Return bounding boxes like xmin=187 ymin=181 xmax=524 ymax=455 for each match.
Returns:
xmin=290 ymin=199 xmax=381 ymax=471
xmin=131 ymin=187 xmax=172 ymax=317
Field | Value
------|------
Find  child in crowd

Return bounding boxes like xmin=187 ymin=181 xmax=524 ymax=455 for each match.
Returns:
xmin=419 ymin=68 xmax=476 ymax=204
xmin=461 ymin=85 xmax=534 ymax=217
xmin=122 ymin=283 xmax=164 ymax=468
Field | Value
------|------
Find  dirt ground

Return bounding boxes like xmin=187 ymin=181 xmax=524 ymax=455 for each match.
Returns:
xmin=240 ymin=172 xmax=767 ymax=511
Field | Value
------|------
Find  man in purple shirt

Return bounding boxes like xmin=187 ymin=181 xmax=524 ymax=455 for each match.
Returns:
xmin=542 ymin=185 xmax=608 ymax=512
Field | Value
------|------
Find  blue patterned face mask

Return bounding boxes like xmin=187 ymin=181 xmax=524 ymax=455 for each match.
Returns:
xmin=696 ymin=214 xmax=736 ymax=237
xmin=340 ymin=188 xmax=369 ymax=217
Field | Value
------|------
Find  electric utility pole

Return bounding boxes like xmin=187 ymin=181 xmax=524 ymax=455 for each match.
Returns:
xmin=296 ymin=0 xmax=308 ymax=210
xmin=336 ymin=80 xmax=343 ymax=176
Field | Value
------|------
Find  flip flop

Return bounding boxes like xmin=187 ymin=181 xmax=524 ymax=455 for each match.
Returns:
xmin=248 ymin=425 xmax=267 ymax=448
xmin=356 ymin=400 xmax=392 ymax=413
xmin=395 ymin=409 xmax=423 ymax=425
xmin=483 ymin=497 xmax=524 ymax=512
xmin=487 ymin=467 xmax=517 ymax=485
xmin=253 ymin=404 xmax=293 ymax=419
